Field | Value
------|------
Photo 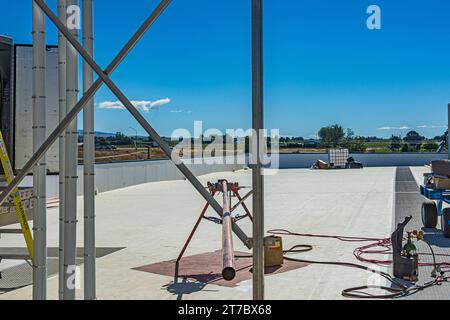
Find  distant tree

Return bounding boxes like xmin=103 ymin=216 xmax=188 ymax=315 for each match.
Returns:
xmin=404 ymin=131 xmax=424 ymax=142
xmin=422 ymin=142 xmax=439 ymax=152
xmin=401 ymin=144 xmax=410 ymax=152
xmin=434 ymin=133 xmax=447 ymax=141
xmin=318 ymin=124 xmax=345 ymax=148
xmin=346 ymin=128 xmax=355 ymax=140
xmin=113 ymin=132 xmax=133 ymax=146
xmin=354 ymin=135 xmax=381 ymax=142
xmin=340 ymin=140 xmax=366 ymax=153
xmin=389 ymin=141 xmax=402 ymax=150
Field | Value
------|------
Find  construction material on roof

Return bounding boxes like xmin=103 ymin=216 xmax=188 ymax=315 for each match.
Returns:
xmin=311 ymin=150 xmax=364 ymax=170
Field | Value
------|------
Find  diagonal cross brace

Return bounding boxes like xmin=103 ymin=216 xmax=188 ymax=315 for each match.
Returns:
xmin=0 ymin=0 xmax=252 ymax=249
xmin=0 ymin=0 xmax=171 ymax=208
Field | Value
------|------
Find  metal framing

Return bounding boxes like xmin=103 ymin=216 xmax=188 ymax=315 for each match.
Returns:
xmin=0 ymin=0 xmax=265 ymax=300
xmin=38 ymin=0 xmax=253 ymax=246
xmin=252 ymin=0 xmax=265 ymax=300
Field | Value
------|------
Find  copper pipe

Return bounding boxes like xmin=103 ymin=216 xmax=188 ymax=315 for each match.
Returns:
xmin=222 ymin=181 xmax=236 ymax=281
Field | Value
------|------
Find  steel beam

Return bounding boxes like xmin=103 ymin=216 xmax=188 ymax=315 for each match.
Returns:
xmin=221 ymin=181 xmax=236 ymax=281
xmin=0 ymin=0 xmax=172 ymax=208
xmin=63 ymin=0 xmax=79 ymax=300
xmin=33 ymin=0 xmax=252 ymax=249
xmin=57 ymin=0 xmax=67 ymax=301
xmin=82 ymin=0 xmax=96 ymax=300
xmin=252 ymin=0 xmax=265 ymax=300
xmin=32 ymin=0 xmax=47 ymax=300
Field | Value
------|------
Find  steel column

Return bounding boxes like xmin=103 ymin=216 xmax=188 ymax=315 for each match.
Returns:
xmin=252 ymin=0 xmax=265 ymax=301
xmin=221 ymin=181 xmax=236 ymax=281
xmin=63 ymin=0 xmax=79 ymax=300
xmin=57 ymin=0 xmax=67 ymax=301
xmin=32 ymin=0 xmax=252 ymax=249
xmin=32 ymin=0 xmax=47 ymax=300
xmin=82 ymin=0 xmax=96 ymax=300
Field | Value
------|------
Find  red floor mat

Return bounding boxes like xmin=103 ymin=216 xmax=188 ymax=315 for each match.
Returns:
xmin=133 ymin=250 xmax=309 ymax=288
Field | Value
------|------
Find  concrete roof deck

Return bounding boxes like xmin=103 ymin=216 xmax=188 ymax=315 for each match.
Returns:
xmin=0 ymin=167 xmax=446 ymax=300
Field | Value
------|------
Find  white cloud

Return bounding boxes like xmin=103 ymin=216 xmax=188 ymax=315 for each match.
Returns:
xmin=377 ymin=126 xmax=410 ymax=130
xmin=98 ymin=98 xmax=171 ymax=113
xmin=417 ymin=125 xmax=447 ymax=129
xmin=98 ymin=101 xmax=125 ymax=110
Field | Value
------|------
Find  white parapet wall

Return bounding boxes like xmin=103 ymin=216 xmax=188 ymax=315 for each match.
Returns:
xmin=18 ymin=156 xmax=245 ymax=197
xmin=77 ymin=157 xmax=245 ymax=195
xmin=15 ymin=153 xmax=448 ymax=198
xmin=279 ymin=153 xmax=448 ymax=169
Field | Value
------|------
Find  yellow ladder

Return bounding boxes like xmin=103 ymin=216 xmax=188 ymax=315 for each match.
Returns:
xmin=0 ymin=131 xmax=34 ymax=260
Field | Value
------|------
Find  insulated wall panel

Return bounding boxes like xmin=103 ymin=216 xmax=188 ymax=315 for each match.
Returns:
xmin=14 ymin=45 xmax=59 ymax=173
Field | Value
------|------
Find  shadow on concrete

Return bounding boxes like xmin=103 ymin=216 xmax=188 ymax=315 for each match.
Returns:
xmin=423 ymin=229 xmax=450 ymax=248
xmin=164 ymin=279 xmax=217 ymax=300
xmin=0 ymin=247 xmax=125 ymax=293
xmin=163 ymin=262 xmax=218 ymax=300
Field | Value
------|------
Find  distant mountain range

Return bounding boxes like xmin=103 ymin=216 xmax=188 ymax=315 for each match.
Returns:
xmin=78 ymin=130 xmax=115 ymax=138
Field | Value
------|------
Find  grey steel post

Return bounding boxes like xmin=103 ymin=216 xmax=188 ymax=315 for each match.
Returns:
xmin=32 ymin=0 xmax=47 ymax=300
xmin=221 ymin=181 xmax=236 ymax=281
xmin=82 ymin=0 xmax=96 ymax=300
xmin=0 ymin=0 xmax=172 ymax=208
xmin=57 ymin=0 xmax=67 ymax=301
xmin=31 ymin=0 xmax=252 ymax=250
xmin=63 ymin=0 xmax=79 ymax=300
xmin=252 ymin=0 xmax=265 ymax=301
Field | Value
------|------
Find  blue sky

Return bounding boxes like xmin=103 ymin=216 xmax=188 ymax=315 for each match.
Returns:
xmin=2 ymin=0 xmax=450 ymax=138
